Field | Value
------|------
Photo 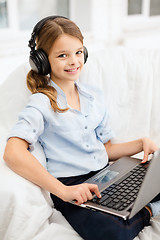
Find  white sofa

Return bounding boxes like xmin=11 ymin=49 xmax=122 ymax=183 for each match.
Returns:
xmin=1 ymin=47 xmax=160 ymax=240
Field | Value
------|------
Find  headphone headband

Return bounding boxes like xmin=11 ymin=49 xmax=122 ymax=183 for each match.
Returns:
xmin=28 ymin=15 xmax=88 ymax=75
xmin=28 ymin=16 xmax=68 ymax=52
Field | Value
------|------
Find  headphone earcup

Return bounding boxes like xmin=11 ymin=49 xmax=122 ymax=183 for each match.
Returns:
xmin=83 ymin=46 xmax=88 ymax=64
xmin=29 ymin=49 xmax=51 ymax=75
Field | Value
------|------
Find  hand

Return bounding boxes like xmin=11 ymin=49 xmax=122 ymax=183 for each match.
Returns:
xmin=62 ymin=183 xmax=101 ymax=205
xmin=141 ymin=137 xmax=158 ymax=163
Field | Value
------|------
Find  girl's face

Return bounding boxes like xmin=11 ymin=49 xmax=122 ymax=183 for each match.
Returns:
xmin=48 ymin=34 xmax=84 ymax=85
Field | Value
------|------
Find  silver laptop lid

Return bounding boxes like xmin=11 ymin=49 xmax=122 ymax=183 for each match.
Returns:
xmin=129 ymin=149 xmax=160 ymax=219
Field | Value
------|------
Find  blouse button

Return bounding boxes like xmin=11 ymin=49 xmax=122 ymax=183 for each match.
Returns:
xmin=85 ymin=126 xmax=88 ymax=129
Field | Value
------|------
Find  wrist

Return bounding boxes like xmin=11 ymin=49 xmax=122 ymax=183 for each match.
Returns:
xmin=57 ymin=183 xmax=67 ymax=201
xmin=50 ymin=179 xmax=67 ymax=201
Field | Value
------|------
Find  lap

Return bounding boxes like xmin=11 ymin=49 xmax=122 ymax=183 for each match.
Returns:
xmin=51 ymin=193 xmax=151 ymax=240
xmin=50 ymin=172 xmax=159 ymax=240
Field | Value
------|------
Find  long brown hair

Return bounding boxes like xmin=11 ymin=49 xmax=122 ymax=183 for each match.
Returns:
xmin=27 ymin=17 xmax=84 ymax=112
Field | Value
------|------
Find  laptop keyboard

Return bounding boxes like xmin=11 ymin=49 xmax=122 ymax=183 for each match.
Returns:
xmin=91 ymin=163 xmax=149 ymax=211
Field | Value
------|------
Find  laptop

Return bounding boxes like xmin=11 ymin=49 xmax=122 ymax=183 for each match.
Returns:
xmin=72 ymin=149 xmax=160 ymax=220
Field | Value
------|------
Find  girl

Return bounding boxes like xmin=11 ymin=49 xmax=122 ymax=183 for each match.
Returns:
xmin=3 ymin=16 xmax=160 ymax=240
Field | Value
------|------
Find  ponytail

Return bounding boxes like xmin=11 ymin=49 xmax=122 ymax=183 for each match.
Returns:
xmin=26 ymin=70 xmax=68 ymax=113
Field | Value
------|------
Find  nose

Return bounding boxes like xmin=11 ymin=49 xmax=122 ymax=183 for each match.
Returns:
xmin=68 ymin=54 xmax=77 ymax=65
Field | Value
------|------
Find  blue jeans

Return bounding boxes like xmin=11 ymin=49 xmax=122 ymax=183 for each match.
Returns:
xmin=50 ymin=170 xmax=160 ymax=240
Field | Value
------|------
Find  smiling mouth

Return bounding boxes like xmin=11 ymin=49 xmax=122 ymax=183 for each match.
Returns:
xmin=65 ymin=67 xmax=80 ymax=73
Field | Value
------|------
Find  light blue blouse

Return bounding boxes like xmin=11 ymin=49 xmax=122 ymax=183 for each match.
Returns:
xmin=8 ymin=81 xmax=114 ymax=178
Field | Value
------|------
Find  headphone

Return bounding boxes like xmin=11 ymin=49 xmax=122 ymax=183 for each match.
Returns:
xmin=28 ymin=16 xmax=88 ymax=75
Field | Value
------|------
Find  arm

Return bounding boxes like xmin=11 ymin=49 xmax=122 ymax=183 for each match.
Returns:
xmin=104 ymin=137 xmax=158 ymax=163
xmin=3 ymin=137 xmax=101 ymax=205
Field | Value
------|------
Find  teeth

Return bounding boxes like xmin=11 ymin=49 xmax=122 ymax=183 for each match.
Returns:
xmin=66 ymin=68 xmax=78 ymax=72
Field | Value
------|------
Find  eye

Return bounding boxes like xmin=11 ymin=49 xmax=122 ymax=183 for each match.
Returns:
xmin=76 ymin=50 xmax=83 ymax=55
xmin=58 ymin=54 xmax=67 ymax=58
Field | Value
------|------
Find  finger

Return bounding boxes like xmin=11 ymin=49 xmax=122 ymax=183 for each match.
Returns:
xmin=89 ymin=184 xmax=101 ymax=198
xmin=81 ymin=193 xmax=88 ymax=203
xmin=80 ymin=184 xmax=95 ymax=202
xmin=85 ymin=189 xmax=93 ymax=201
xmin=75 ymin=195 xmax=84 ymax=205
xmin=141 ymin=152 xmax=148 ymax=163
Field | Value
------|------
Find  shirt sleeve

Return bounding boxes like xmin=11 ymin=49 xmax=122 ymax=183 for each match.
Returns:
xmin=7 ymin=94 xmax=45 ymax=150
